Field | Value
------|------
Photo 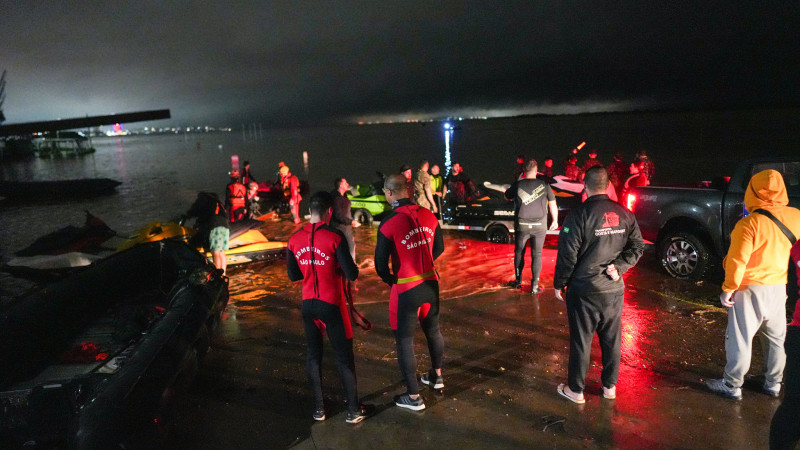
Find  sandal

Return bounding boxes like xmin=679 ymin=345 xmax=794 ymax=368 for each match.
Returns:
xmin=557 ymin=383 xmax=585 ymax=404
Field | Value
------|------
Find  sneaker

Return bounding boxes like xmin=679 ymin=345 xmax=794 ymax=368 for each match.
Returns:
xmin=394 ymin=393 xmax=426 ymax=411
xmin=763 ymin=380 xmax=782 ymax=398
xmin=312 ymin=408 xmax=326 ymax=421
xmin=505 ymin=280 xmax=521 ymax=289
xmin=557 ymin=383 xmax=585 ymax=404
xmin=345 ymin=405 xmax=371 ymax=424
xmin=705 ymin=378 xmax=742 ymax=400
xmin=421 ymin=370 xmax=444 ymax=389
xmin=603 ymin=385 xmax=616 ymax=399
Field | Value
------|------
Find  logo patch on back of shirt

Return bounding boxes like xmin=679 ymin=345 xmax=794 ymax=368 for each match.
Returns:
xmin=518 ymin=184 xmax=545 ymax=205
xmin=602 ymin=212 xmax=620 ymax=228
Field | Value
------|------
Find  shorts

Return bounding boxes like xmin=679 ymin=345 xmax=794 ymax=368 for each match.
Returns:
xmin=208 ymin=226 xmax=230 ymax=252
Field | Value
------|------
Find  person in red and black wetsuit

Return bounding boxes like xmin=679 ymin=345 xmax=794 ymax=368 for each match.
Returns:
xmin=286 ymin=191 xmax=369 ymax=424
xmin=375 ymin=174 xmax=445 ymax=411
xmin=769 ymin=233 xmax=800 ymax=449
xmin=225 ymin=170 xmax=247 ymax=223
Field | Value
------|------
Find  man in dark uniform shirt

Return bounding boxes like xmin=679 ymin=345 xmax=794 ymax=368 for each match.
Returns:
xmin=554 ymin=166 xmax=645 ymax=404
xmin=505 ymin=159 xmax=559 ymax=293
xmin=375 ymin=174 xmax=445 ymax=412
xmin=287 ymin=191 xmax=369 ymax=424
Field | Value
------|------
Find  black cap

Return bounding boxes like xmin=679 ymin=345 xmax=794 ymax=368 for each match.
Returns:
xmin=399 ymin=164 xmax=412 ymax=172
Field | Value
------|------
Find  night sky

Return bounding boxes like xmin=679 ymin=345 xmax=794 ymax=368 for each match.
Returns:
xmin=2 ymin=1 xmax=798 ymax=127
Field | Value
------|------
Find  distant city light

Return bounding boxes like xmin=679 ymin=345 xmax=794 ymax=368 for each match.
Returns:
xmin=443 ymin=122 xmax=452 ymax=130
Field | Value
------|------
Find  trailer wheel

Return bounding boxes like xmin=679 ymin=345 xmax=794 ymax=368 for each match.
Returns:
xmin=353 ymin=209 xmax=373 ymax=226
xmin=486 ymin=224 xmax=510 ymax=244
xmin=659 ymin=232 xmax=710 ymax=280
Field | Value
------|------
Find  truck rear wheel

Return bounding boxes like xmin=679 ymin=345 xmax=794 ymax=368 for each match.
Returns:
xmin=486 ymin=224 xmax=510 ymax=244
xmin=353 ymin=209 xmax=373 ymax=226
xmin=659 ymin=232 xmax=710 ymax=280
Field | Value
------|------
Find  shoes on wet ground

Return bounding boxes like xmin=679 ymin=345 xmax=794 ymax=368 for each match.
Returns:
xmin=345 ymin=404 xmax=373 ymax=424
xmin=763 ymin=380 xmax=782 ymax=398
xmin=557 ymin=383 xmax=585 ymax=404
xmin=531 ymin=286 xmax=543 ymax=295
xmin=312 ymin=407 xmax=326 ymax=421
xmin=395 ymin=393 xmax=426 ymax=411
xmin=705 ymin=378 xmax=742 ymax=400
xmin=505 ymin=280 xmax=521 ymax=289
xmin=603 ymin=385 xmax=616 ymax=399
xmin=421 ymin=370 xmax=444 ymax=389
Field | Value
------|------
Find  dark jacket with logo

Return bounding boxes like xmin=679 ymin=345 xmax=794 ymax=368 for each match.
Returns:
xmin=554 ymin=194 xmax=645 ymax=294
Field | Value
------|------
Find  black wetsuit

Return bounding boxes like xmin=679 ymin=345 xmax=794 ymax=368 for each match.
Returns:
xmin=375 ymin=198 xmax=445 ymax=395
xmin=505 ymin=178 xmax=555 ymax=287
xmin=287 ymin=222 xmax=359 ymax=413
xmin=553 ymin=194 xmax=645 ymax=394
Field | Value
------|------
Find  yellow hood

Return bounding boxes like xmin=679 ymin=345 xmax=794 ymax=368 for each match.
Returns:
xmin=745 ymin=169 xmax=788 ymax=211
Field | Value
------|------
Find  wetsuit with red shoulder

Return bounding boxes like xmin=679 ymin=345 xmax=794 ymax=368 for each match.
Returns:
xmin=287 ymin=222 xmax=358 ymax=336
xmin=287 ymin=222 xmax=360 ymax=413
xmin=375 ymin=198 xmax=444 ymax=395
xmin=375 ymin=199 xmax=444 ymax=329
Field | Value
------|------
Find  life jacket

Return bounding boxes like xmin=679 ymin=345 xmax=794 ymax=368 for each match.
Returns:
xmin=228 ymin=182 xmax=247 ymax=210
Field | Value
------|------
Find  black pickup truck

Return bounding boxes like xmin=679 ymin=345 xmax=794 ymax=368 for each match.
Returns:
xmin=626 ymin=157 xmax=800 ymax=280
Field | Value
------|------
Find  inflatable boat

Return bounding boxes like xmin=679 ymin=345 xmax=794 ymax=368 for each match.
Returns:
xmin=0 ymin=240 xmax=229 ymax=448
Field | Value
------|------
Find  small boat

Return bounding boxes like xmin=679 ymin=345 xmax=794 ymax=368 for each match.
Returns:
xmin=0 ymin=240 xmax=229 ymax=448
xmin=32 ymin=133 xmax=95 ymax=158
xmin=0 ymin=178 xmax=121 ymax=199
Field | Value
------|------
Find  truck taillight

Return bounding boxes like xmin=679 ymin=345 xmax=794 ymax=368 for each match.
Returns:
xmin=625 ymin=193 xmax=636 ymax=212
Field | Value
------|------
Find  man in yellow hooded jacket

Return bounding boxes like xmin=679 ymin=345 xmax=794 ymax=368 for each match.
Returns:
xmin=706 ymin=169 xmax=800 ymax=400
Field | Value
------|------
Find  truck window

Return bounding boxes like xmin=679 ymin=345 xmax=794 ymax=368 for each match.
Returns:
xmin=750 ymin=161 xmax=800 ymax=197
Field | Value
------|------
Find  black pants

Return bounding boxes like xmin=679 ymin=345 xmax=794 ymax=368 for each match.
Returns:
xmin=566 ymin=290 xmax=623 ymax=393
xmin=514 ymin=221 xmax=547 ymax=285
xmin=394 ymin=280 xmax=445 ymax=395
xmin=770 ymin=326 xmax=800 ymax=450
xmin=301 ymin=299 xmax=358 ymax=412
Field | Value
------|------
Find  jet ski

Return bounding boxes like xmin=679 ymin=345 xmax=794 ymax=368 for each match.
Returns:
xmin=4 ymin=215 xmax=286 ymax=279
xmin=548 ymin=175 xmax=584 ymax=197
xmin=117 ymin=217 xmax=287 ymax=266
xmin=3 ymin=212 xmax=125 ymax=279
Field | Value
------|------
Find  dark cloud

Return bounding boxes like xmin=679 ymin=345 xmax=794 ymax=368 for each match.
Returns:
xmin=2 ymin=1 xmax=798 ymax=127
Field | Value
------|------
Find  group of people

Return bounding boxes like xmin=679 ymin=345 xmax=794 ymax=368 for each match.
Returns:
xmin=287 ymin=173 xmax=445 ymax=422
xmin=270 ymin=150 xmax=800 ymax=448
xmin=508 ymin=156 xmax=800 ymax=449
xmin=530 ymin=149 xmax=655 ymax=200
xmin=224 ymin=161 xmax=303 ymax=224
xmin=397 ymin=160 xmax=482 ymax=213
